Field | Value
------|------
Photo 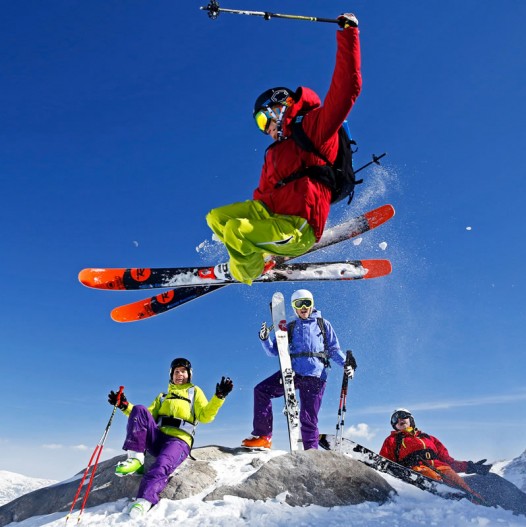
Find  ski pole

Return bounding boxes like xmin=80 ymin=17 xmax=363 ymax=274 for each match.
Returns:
xmin=354 ymin=152 xmax=387 ymax=176
xmin=66 ymin=386 xmax=124 ymax=524
xmin=201 ymin=0 xmax=339 ymax=24
xmin=335 ymin=351 xmax=356 ymax=451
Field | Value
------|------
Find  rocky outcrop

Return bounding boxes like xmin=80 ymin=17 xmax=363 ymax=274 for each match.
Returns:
xmin=0 ymin=446 xmax=394 ymax=526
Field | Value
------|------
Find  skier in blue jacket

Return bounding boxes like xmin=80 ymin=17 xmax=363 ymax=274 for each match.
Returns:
xmin=242 ymin=289 xmax=353 ymax=450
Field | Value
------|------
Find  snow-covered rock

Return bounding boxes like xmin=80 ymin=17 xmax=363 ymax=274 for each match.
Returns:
xmin=494 ymin=449 xmax=526 ymax=493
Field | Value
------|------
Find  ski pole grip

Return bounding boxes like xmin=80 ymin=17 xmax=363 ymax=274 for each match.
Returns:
xmin=116 ymin=386 xmax=124 ymax=407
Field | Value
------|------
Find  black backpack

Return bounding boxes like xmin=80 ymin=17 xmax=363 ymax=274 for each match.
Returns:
xmin=275 ymin=115 xmax=363 ymax=205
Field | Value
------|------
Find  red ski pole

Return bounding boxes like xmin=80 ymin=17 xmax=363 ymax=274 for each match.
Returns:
xmin=335 ymin=351 xmax=356 ymax=450
xmin=66 ymin=386 xmax=124 ymax=524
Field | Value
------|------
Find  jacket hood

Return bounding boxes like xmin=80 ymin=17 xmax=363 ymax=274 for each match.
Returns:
xmin=281 ymin=86 xmax=321 ymax=133
xmin=390 ymin=427 xmax=417 ymax=437
xmin=295 ymin=307 xmax=322 ymax=320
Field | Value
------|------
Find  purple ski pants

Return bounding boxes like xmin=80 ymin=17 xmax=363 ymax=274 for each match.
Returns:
xmin=251 ymin=370 xmax=326 ymax=450
xmin=123 ymin=405 xmax=190 ymax=505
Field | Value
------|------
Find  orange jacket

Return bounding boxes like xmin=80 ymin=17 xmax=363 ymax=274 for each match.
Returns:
xmin=379 ymin=428 xmax=469 ymax=473
xmin=253 ymin=27 xmax=361 ymax=241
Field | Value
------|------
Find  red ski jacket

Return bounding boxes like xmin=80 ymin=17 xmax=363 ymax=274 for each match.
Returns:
xmin=379 ymin=429 xmax=469 ymax=473
xmin=252 ymin=27 xmax=362 ymax=241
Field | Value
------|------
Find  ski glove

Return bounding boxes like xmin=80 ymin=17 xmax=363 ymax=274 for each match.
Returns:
xmin=258 ymin=321 xmax=271 ymax=341
xmin=216 ymin=377 xmax=234 ymax=399
xmin=338 ymin=13 xmax=359 ymax=29
xmin=108 ymin=390 xmax=128 ymax=410
xmin=466 ymin=459 xmax=492 ymax=475
xmin=344 ymin=350 xmax=358 ymax=378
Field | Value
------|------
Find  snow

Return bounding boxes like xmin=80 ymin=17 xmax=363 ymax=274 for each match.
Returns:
xmin=2 ymin=452 xmax=526 ymax=527
xmin=494 ymin=450 xmax=526 ymax=493
xmin=0 ymin=471 xmax=56 ymax=507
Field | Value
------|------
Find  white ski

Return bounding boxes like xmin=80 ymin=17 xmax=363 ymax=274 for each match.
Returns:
xmin=271 ymin=292 xmax=301 ymax=452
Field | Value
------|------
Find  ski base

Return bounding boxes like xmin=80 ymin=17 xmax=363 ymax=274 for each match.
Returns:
xmin=319 ymin=434 xmax=469 ymax=501
xmin=79 ymin=259 xmax=391 ymax=291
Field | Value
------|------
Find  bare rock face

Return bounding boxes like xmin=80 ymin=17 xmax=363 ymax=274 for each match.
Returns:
xmin=0 ymin=446 xmax=393 ymax=526
xmin=206 ymin=449 xmax=393 ymax=506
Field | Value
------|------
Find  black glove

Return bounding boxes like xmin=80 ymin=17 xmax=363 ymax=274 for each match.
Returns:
xmin=344 ymin=350 xmax=357 ymax=378
xmin=215 ymin=377 xmax=233 ymax=399
xmin=108 ymin=390 xmax=128 ymax=410
xmin=466 ymin=459 xmax=492 ymax=475
xmin=258 ymin=321 xmax=271 ymax=341
xmin=337 ymin=13 xmax=359 ymax=29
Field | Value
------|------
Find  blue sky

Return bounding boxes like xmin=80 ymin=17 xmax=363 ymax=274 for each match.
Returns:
xmin=1 ymin=1 xmax=525 ymax=480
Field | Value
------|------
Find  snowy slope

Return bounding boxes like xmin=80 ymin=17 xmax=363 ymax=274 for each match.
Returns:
xmin=494 ymin=450 xmax=526 ymax=493
xmin=2 ymin=450 xmax=526 ymax=527
xmin=0 ymin=471 xmax=56 ymax=507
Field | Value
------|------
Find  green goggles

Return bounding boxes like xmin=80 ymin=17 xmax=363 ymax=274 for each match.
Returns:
xmin=292 ymin=298 xmax=313 ymax=309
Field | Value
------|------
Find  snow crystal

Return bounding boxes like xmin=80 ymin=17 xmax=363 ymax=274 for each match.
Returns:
xmin=379 ymin=242 xmax=388 ymax=251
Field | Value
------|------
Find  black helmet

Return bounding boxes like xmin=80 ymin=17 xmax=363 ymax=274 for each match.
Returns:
xmin=253 ymin=87 xmax=295 ymax=117
xmin=390 ymin=408 xmax=416 ymax=430
xmin=170 ymin=357 xmax=192 ymax=382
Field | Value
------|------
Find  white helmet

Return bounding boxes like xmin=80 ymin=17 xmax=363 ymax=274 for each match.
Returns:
xmin=390 ymin=408 xmax=415 ymax=430
xmin=291 ymin=289 xmax=314 ymax=311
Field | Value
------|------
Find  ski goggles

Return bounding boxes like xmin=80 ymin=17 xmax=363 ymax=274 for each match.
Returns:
xmin=292 ymin=298 xmax=313 ymax=309
xmin=391 ymin=411 xmax=412 ymax=427
xmin=254 ymin=108 xmax=274 ymax=134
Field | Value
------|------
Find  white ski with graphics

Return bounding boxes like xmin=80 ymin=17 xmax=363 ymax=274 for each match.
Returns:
xmin=271 ymin=292 xmax=300 ymax=452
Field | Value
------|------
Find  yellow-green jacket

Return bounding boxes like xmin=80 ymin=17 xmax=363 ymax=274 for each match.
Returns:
xmin=122 ymin=382 xmax=225 ymax=447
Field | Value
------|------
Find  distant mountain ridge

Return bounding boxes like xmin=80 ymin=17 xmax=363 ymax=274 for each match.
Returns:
xmin=494 ymin=449 xmax=526 ymax=493
xmin=0 ymin=470 xmax=56 ymax=507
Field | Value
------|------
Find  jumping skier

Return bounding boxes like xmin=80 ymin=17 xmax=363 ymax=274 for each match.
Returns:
xmin=380 ymin=408 xmax=492 ymax=499
xmin=242 ymin=289 xmax=354 ymax=450
xmin=107 ymin=358 xmax=233 ymax=517
xmin=206 ymin=13 xmax=362 ymax=285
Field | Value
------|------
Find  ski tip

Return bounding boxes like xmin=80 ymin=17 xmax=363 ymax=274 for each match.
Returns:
xmin=78 ymin=268 xmax=127 ymax=290
xmin=362 ymin=259 xmax=392 ymax=278
xmin=365 ymin=204 xmax=395 ymax=227
xmin=111 ymin=304 xmax=147 ymax=323
xmin=78 ymin=268 xmax=97 ymax=288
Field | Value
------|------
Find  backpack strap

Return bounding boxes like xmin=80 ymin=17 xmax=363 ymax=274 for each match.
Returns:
xmin=289 ymin=116 xmax=332 ymax=165
xmin=274 ymin=116 xmax=334 ymax=190
xmin=394 ymin=432 xmax=404 ymax=463
xmin=287 ymin=320 xmax=296 ymax=343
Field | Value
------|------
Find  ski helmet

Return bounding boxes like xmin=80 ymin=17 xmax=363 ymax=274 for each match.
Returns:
xmin=170 ymin=357 xmax=192 ymax=382
xmin=390 ymin=408 xmax=415 ymax=430
xmin=253 ymin=87 xmax=295 ymax=135
xmin=291 ymin=289 xmax=314 ymax=311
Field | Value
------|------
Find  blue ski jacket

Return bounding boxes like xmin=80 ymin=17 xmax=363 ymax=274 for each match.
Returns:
xmin=262 ymin=309 xmax=346 ymax=381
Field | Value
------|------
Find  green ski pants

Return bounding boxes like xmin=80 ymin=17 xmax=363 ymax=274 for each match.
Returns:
xmin=206 ymin=200 xmax=316 ymax=285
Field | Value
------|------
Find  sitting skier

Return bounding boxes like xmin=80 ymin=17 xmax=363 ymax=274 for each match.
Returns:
xmin=380 ymin=408 xmax=492 ymax=500
xmin=242 ymin=289 xmax=354 ymax=450
xmin=206 ymin=13 xmax=362 ymax=285
xmin=107 ymin=357 xmax=233 ymax=517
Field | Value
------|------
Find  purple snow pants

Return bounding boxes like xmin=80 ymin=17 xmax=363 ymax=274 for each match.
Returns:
xmin=251 ymin=370 xmax=326 ymax=450
xmin=123 ymin=405 xmax=190 ymax=505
